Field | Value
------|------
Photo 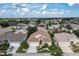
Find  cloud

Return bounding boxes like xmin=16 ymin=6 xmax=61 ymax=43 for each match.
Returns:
xmin=10 ymin=3 xmax=17 ymax=8
xmin=66 ymin=10 xmax=70 ymax=13
xmin=31 ymin=5 xmax=41 ymax=9
xmin=0 ymin=9 xmax=7 ymax=14
xmin=20 ymin=4 xmax=27 ymax=7
xmin=68 ymin=3 xmax=75 ymax=6
xmin=52 ymin=9 xmax=58 ymax=11
xmin=21 ymin=8 xmax=30 ymax=12
xmin=40 ymin=4 xmax=47 ymax=10
xmin=16 ymin=8 xmax=20 ymax=13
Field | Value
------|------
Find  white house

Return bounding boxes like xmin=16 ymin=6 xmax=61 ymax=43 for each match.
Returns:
xmin=49 ymin=24 xmax=60 ymax=29
xmin=16 ymin=23 xmax=28 ymax=30
xmin=70 ymin=24 xmax=79 ymax=30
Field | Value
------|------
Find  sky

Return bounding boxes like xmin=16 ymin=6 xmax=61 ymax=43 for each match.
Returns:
xmin=0 ymin=3 xmax=79 ymax=18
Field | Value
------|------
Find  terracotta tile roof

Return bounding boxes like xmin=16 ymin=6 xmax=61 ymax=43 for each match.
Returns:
xmin=27 ymin=27 xmax=51 ymax=42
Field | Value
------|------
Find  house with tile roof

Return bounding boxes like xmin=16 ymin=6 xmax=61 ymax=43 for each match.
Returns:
xmin=27 ymin=27 xmax=52 ymax=53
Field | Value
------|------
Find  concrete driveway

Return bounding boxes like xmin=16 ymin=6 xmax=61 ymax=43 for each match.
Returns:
xmin=8 ymin=42 xmax=20 ymax=54
xmin=27 ymin=42 xmax=39 ymax=53
xmin=59 ymin=42 xmax=74 ymax=53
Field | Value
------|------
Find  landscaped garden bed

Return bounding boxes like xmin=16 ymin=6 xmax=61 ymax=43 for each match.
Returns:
xmin=16 ymin=41 xmax=29 ymax=53
xmin=37 ymin=42 xmax=63 ymax=56
xmin=43 ymin=31 xmax=63 ymax=56
xmin=0 ymin=40 xmax=9 ymax=56
xmin=70 ymin=41 xmax=79 ymax=52
xmin=48 ymin=42 xmax=63 ymax=56
xmin=37 ymin=43 xmax=50 ymax=53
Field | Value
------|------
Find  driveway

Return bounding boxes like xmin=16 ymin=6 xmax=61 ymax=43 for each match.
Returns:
xmin=10 ymin=42 xmax=20 ymax=54
xmin=7 ymin=42 xmax=20 ymax=54
xmin=27 ymin=42 xmax=39 ymax=53
xmin=59 ymin=42 xmax=74 ymax=53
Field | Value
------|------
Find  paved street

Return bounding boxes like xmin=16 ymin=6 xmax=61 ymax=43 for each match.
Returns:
xmin=13 ymin=53 xmax=51 ymax=56
xmin=64 ymin=53 xmax=79 ymax=56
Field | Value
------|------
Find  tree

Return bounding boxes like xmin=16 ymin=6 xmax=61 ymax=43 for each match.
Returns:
xmin=48 ymin=21 xmax=52 ymax=26
xmin=2 ymin=40 xmax=9 ymax=50
xmin=73 ymin=30 xmax=79 ymax=38
xmin=46 ymin=23 xmax=49 ymax=29
xmin=21 ymin=41 xmax=29 ymax=49
xmin=11 ymin=27 xmax=16 ymax=32
xmin=48 ymin=31 xmax=54 ymax=38
xmin=65 ymin=24 xmax=72 ymax=30
xmin=36 ymin=20 xmax=41 ymax=25
xmin=3 ymin=40 xmax=8 ymax=44
xmin=27 ymin=26 xmax=37 ymax=38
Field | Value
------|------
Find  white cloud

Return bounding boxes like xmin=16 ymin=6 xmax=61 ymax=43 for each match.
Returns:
xmin=11 ymin=3 xmax=16 ymax=6
xmin=31 ymin=5 xmax=41 ymax=9
xmin=66 ymin=10 xmax=70 ymax=13
xmin=59 ymin=11 xmax=64 ymax=15
xmin=52 ymin=9 xmax=58 ymax=11
xmin=11 ymin=3 xmax=17 ymax=8
xmin=19 ymin=12 xmax=25 ymax=15
xmin=33 ymin=10 xmax=41 ymax=14
xmin=41 ymin=4 xmax=47 ymax=10
xmin=42 ymin=11 xmax=49 ymax=14
xmin=21 ymin=4 xmax=27 ymax=7
xmin=68 ymin=3 xmax=75 ymax=6
xmin=21 ymin=8 xmax=30 ymax=12
xmin=32 ymin=9 xmax=65 ymax=16
xmin=0 ymin=9 xmax=7 ymax=14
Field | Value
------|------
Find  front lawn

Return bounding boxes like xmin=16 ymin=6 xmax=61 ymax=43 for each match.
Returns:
xmin=0 ymin=40 xmax=9 ymax=56
xmin=49 ymin=31 xmax=63 ymax=56
xmin=37 ymin=43 xmax=50 ymax=53
xmin=37 ymin=42 xmax=63 ymax=56
xmin=48 ymin=42 xmax=63 ymax=56
xmin=0 ymin=40 xmax=9 ymax=50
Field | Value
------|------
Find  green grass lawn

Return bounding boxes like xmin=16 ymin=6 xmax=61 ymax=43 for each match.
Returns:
xmin=48 ymin=42 xmax=63 ymax=56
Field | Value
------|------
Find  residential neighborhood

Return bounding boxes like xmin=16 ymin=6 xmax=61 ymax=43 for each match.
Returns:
xmin=0 ymin=18 xmax=79 ymax=56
